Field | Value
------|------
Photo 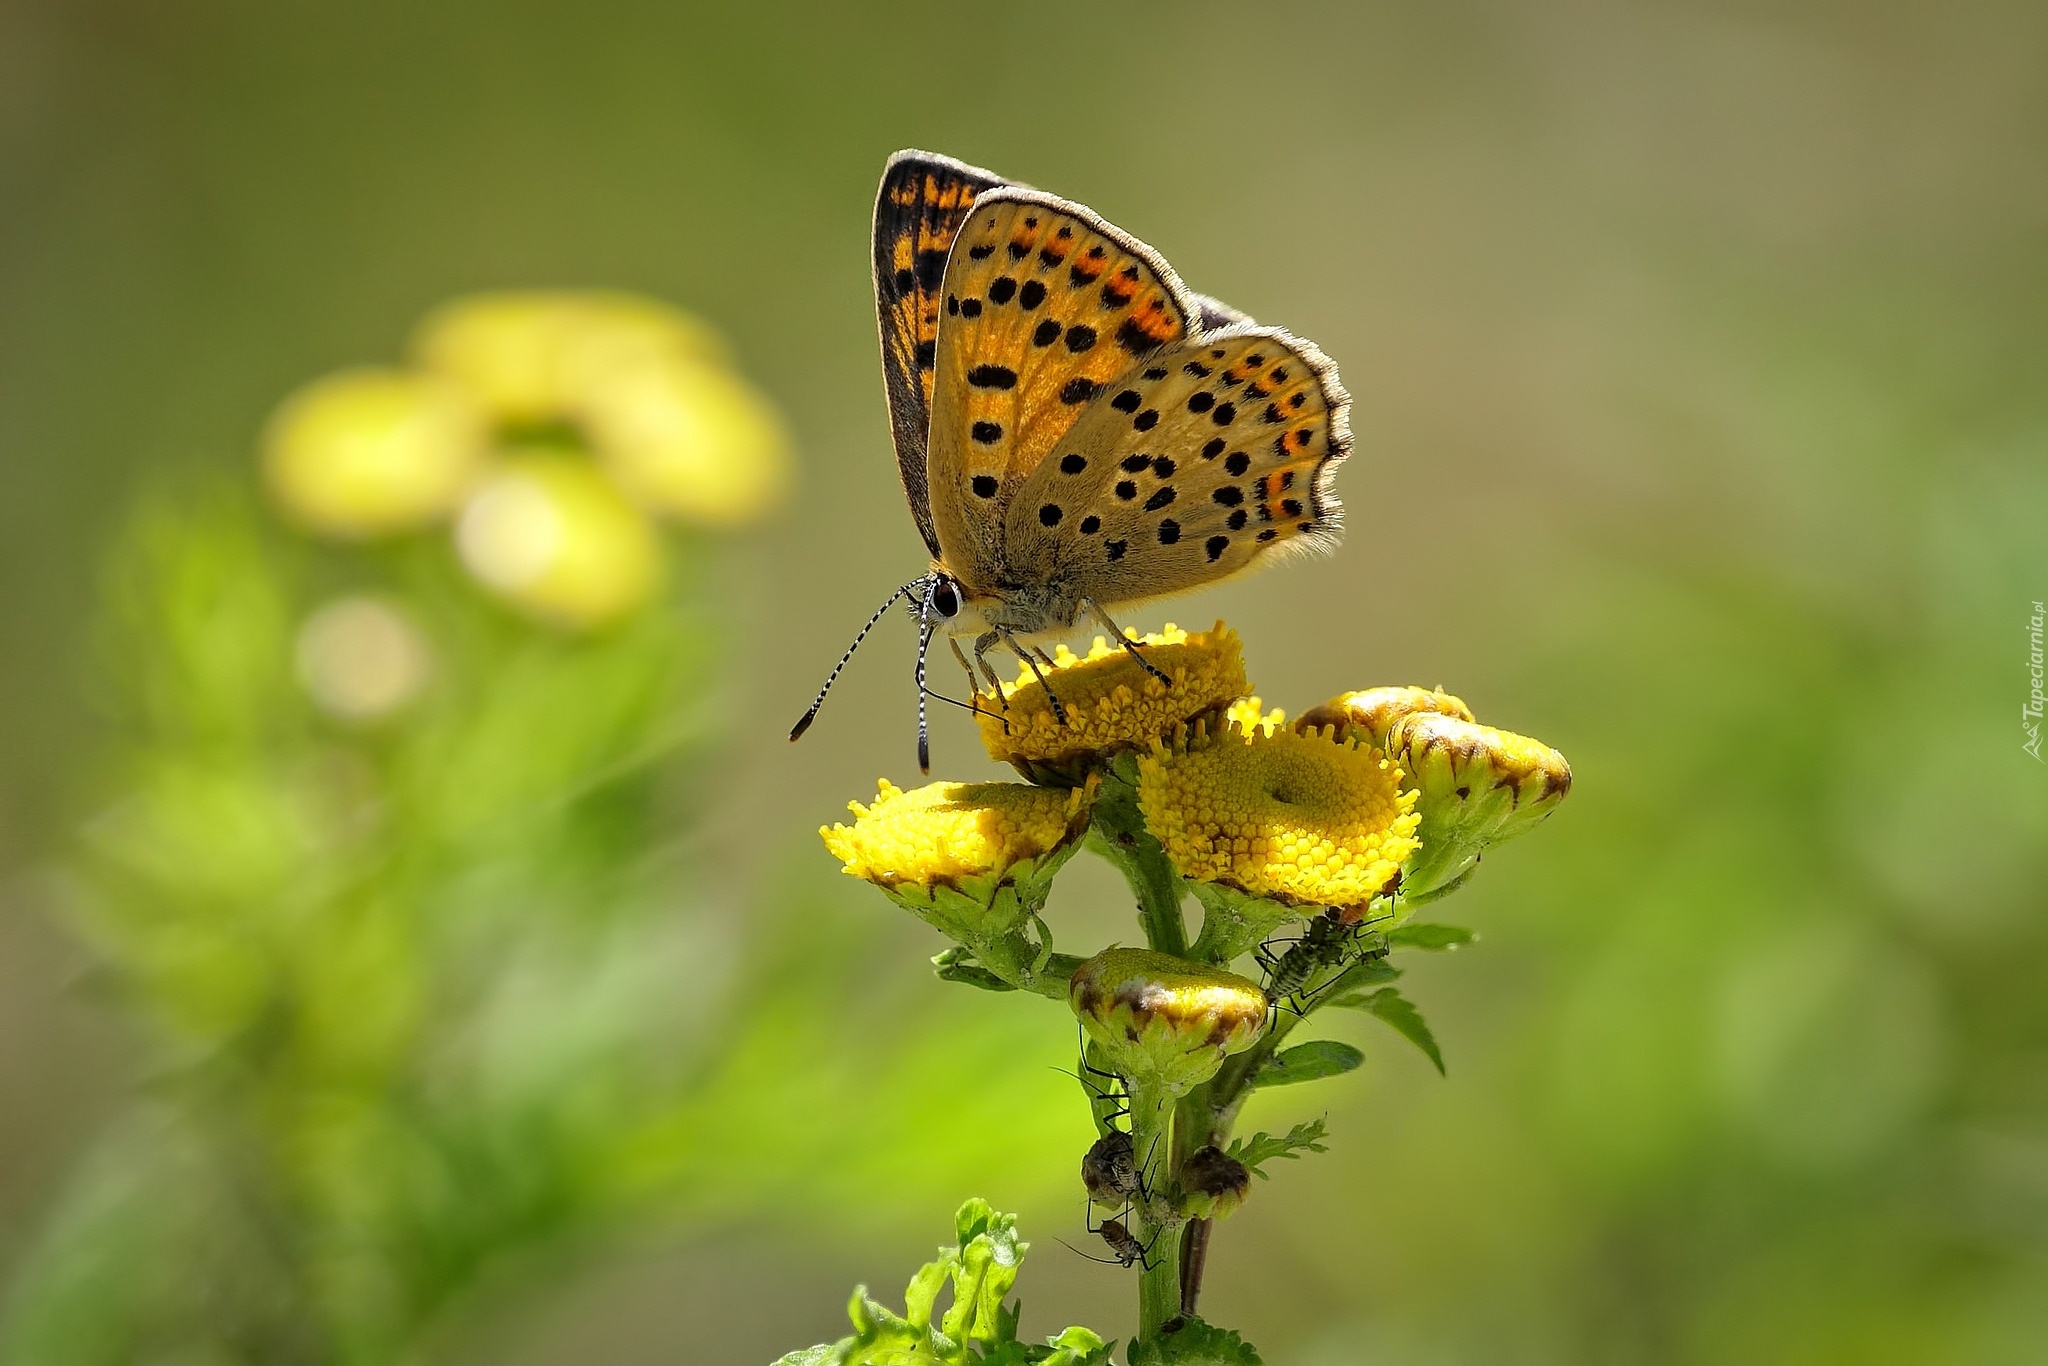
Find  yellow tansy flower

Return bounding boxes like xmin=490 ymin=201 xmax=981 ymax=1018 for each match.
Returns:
xmin=262 ymin=368 xmax=487 ymax=538
xmin=410 ymin=290 xmax=725 ymax=423
xmin=1296 ymin=686 xmax=1474 ymax=752
xmin=822 ymin=779 xmax=1095 ymax=991
xmin=977 ymin=622 xmax=1249 ymax=780
xmin=822 ymin=777 xmax=1089 ymax=892
xmin=1138 ymin=723 xmax=1420 ymax=917
xmin=1069 ymin=948 xmax=1266 ymax=1094
xmin=454 ymin=456 xmax=664 ymax=629
xmin=1387 ymin=712 xmax=1571 ymax=897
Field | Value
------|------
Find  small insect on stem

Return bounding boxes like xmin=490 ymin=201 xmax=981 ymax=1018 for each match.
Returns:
xmin=1253 ymin=910 xmax=1351 ymax=1015
xmin=1081 ymin=1127 xmax=1162 ymax=1210
xmin=1094 ymin=1218 xmax=1163 ymax=1271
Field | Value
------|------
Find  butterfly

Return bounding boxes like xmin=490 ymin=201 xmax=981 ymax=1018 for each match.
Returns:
xmin=792 ymin=150 xmax=1352 ymax=770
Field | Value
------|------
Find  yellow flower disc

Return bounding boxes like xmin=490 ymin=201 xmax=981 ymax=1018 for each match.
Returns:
xmin=586 ymin=356 xmax=792 ymax=527
xmin=976 ymin=622 xmax=1249 ymax=773
xmin=262 ymin=368 xmax=487 ymax=538
xmin=1137 ymin=724 xmax=1421 ymax=912
xmin=410 ymin=291 xmax=725 ymax=423
xmin=1296 ymin=686 xmax=1473 ymax=752
xmin=453 ymin=457 xmax=663 ymax=629
xmin=821 ymin=779 xmax=1089 ymax=892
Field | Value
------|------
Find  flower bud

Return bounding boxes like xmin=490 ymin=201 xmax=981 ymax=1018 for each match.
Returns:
xmin=262 ymin=368 xmax=486 ymax=538
xmin=294 ymin=596 xmax=432 ymax=721
xmin=454 ymin=457 xmax=663 ymax=629
xmin=1068 ymin=948 xmax=1265 ymax=1095
xmin=1296 ymin=686 xmax=1473 ymax=752
xmin=1178 ymin=1145 xmax=1250 ymax=1221
xmin=1389 ymin=711 xmax=1571 ymax=897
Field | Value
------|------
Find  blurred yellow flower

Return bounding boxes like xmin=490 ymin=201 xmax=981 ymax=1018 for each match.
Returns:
xmin=294 ymin=596 xmax=433 ymax=721
xmin=587 ymin=356 xmax=791 ymax=525
xmin=262 ymin=368 xmax=486 ymax=538
xmin=976 ymin=623 xmax=1249 ymax=778
xmin=409 ymin=291 xmax=725 ymax=423
xmin=1137 ymin=722 xmax=1420 ymax=915
xmin=454 ymin=457 xmax=663 ymax=629
xmin=1068 ymin=947 xmax=1266 ymax=1093
xmin=821 ymin=777 xmax=1090 ymax=894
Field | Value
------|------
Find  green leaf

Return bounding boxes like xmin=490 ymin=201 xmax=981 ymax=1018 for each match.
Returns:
xmin=1127 ymin=1314 xmax=1262 ymax=1364
xmin=1224 ymin=1118 xmax=1329 ymax=1179
xmin=1254 ymin=1040 xmax=1364 ymax=1088
xmin=931 ymin=948 xmax=1019 ymax=993
xmin=1388 ymin=922 xmax=1475 ymax=951
xmin=771 ymin=1344 xmax=851 ymax=1366
xmin=1042 ymin=1325 xmax=1115 ymax=1365
xmin=1360 ymin=988 xmax=1445 ymax=1074
xmin=776 ymin=1199 xmax=1099 ymax=1365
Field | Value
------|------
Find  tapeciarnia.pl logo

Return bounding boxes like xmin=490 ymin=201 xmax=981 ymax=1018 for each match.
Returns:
xmin=2026 ymin=600 xmax=2045 ymax=762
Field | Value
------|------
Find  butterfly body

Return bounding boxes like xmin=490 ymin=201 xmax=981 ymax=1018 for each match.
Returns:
xmin=793 ymin=151 xmax=1352 ymax=765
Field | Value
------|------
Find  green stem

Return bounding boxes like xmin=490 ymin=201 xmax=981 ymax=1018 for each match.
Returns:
xmin=1126 ymin=1086 xmax=1182 ymax=1342
xmin=1088 ymin=772 xmax=1188 ymax=956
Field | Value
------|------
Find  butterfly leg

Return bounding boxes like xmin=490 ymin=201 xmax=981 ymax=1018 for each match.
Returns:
xmin=1080 ymin=598 xmax=1171 ymax=686
xmin=998 ymin=627 xmax=1068 ymax=725
xmin=969 ymin=631 xmax=1010 ymax=696
xmin=949 ymin=635 xmax=1007 ymax=733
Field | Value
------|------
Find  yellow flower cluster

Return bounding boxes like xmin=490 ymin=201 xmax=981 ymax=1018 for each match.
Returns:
xmin=1138 ymin=721 xmax=1420 ymax=916
xmin=262 ymin=292 xmax=790 ymax=629
xmin=823 ymin=618 xmax=1573 ymax=946
xmin=975 ymin=623 xmax=1247 ymax=778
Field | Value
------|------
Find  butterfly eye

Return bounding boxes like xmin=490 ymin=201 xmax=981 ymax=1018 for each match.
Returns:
xmin=931 ymin=580 xmax=961 ymax=619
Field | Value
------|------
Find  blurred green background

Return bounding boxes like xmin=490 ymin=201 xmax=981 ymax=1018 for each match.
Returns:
xmin=3 ymin=1 xmax=2046 ymax=1362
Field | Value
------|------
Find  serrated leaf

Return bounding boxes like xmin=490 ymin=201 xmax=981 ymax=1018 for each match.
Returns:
xmin=901 ymin=1254 xmax=951 ymax=1331
xmin=1224 ymin=1118 xmax=1329 ymax=1179
xmin=1361 ymin=988 xmax=1444 ymax=1074
xmin=1388 ymin=922 xmax=1474 ymax=951
xmin=1254 ymin=1040 xmax=1364 ymax=1088
xmin=781 ymin=1201 xmax=1109 ymax=1366
xmin=1041 ymin=1325 xmax=1115 ymax=1365
xmin=1127 ymin=1313 xmax=1263 ymax=1364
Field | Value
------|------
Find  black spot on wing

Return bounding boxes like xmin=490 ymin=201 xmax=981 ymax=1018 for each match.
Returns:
xmin=967 ymin=364 xmax=1018 ymax=390
xmin=1114 ymin=318 xmax=1156 ymax=355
